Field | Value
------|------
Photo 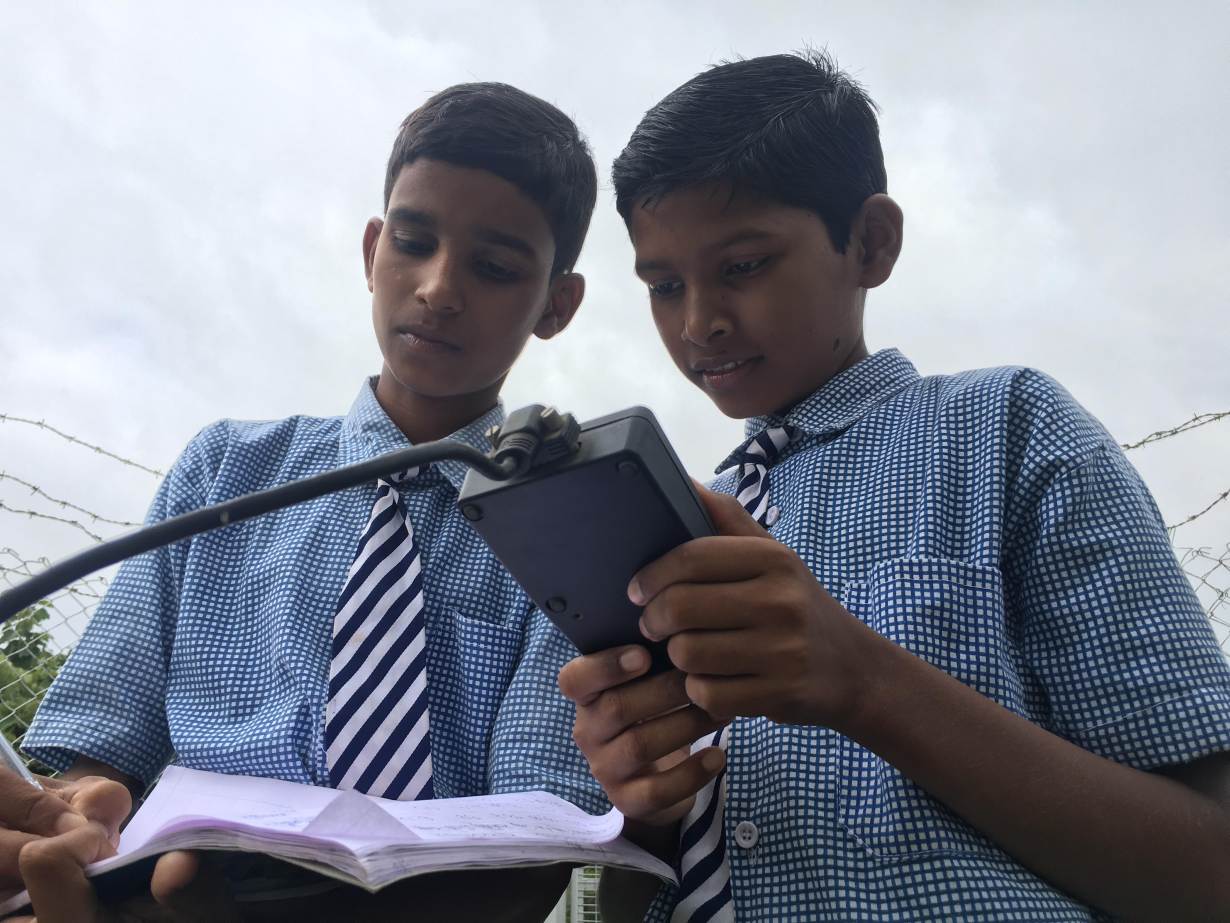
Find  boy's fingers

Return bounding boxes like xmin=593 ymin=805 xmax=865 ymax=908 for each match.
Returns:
xmin=574 ymin=670 xmax=694 ymax=747
xmin=665 ymin=629 xmax=760 ymax=677
xmin=151 ymin=850 xmax=241 ymax=922
xmin=65 ymin=780 xmax=131 ymax=844
xmin=639 ymin=583 xmax=762 ymax=641
xmin=589 ymin=705 xmax=722 ymax=784
xmin=35 ymin=775 xmax=71 ymax=795
xmin=615 ymin=747 xmax=726 ymax=823
xmin=0 ymin=773 xmax=83 ymax=839
xmin=149 ymin=850 xmax=199 ymax=903
xmin=628 ymin=536 xmax=773 ymax=607
xmin=18 ymin=824 xmax=112 ymax=923
xmin=1 ymin=830 xmax=42 ymax=887
xmin=558 ymin=646 xmax=652 ymax=705
xmin=0 ymin=776 xmax=94 ymax=889
xmin=682 ymin=674 xmax=768 ymax=722
xmin=0 ymin=769 xmax=70 ymax=883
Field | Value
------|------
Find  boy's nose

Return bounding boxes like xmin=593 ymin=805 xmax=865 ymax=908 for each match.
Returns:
xmin=414 ymin=256 xmax=464 ymax=315
xmin=681 ymin=291 xmax=732 ymax=345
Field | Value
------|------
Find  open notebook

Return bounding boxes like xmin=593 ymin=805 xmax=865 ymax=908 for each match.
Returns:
xmin=0 ymin=765 xmax=675 ymax=914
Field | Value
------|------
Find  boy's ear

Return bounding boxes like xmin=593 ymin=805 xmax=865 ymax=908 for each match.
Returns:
xmin=362 ymin=218 xmax=384 ymax=293
xmin=533 ymin=272 xmax=585 ymax=340
xmin=853 ymin=194 xmax=903 ymax=290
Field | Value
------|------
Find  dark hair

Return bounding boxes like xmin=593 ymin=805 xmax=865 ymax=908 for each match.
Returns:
xmin=612 ymin=50 xmax=886 ymax=252
xmin=385 ymin=83 xmax=597 ymax=275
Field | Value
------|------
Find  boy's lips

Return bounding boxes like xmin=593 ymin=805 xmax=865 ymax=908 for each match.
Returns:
xmin=691 ymin=356 xmax=762 ymax=391
xmin=395 ymin=324 xmax=461 ymax=354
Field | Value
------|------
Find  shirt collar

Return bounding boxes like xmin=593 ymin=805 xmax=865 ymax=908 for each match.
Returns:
xmin=340 ymin=377 xmax=505 ymax=491
xmin=717 ymin=349 xmax=920 ymax=473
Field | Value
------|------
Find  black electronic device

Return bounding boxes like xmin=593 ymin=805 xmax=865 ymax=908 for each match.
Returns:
xmin=458 ymin=406 xmax=714 ymax=671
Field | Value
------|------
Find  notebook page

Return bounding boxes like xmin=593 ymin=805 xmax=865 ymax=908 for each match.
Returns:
xmin=378 ymin=789 xmax=624 ymax=845
xmin=117 ymin=765 xmax=345 ymax=854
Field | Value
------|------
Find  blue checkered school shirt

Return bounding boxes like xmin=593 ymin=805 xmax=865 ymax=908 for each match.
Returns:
xmin=24 ymin=378 xmax=600 ymax=808
xmin=643 ymin=349 xmax=1230 ymax=922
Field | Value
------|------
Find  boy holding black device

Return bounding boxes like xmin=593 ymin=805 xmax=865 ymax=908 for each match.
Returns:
xmin=560 ymin=51 xmax=1230 ymax=921
xmin=5 ymin=81 xmax=607 ymax=921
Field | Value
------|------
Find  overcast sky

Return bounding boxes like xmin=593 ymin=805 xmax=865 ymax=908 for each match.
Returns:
xmin=1 ymin=1 xmax=1227 ymax=627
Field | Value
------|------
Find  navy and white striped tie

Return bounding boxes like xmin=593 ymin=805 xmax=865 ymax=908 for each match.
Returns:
xmin=324 ymin=467 xmax=434 ymax=801
xmin=673 ymin=425 xmax=796 ymax=923
xmin=733 ymin=424 xmax=797 ymax=527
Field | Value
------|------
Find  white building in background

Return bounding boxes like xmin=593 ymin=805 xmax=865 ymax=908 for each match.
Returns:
xmin=544 ymin=866 xmax=602 ymax=923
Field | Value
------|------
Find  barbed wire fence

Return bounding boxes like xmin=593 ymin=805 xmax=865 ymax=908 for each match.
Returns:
xmin=2 ymin=411 xmax=1229 ymax=754
xmin=1133 ymin=412 xmax=1230 ymax=655
xmin=0 ymin=413 xmax=159 ymax=773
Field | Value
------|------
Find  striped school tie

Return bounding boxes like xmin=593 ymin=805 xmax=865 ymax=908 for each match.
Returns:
xmin=733 ymin=424 xmax=797 ymax=527
xmin=324 ymin=467 xmax=434 ymax=801
xmin=673 ymin=425 xmax=797 ymax=923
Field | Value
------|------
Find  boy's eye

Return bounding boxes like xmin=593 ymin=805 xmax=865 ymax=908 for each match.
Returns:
xmin=648 ymin=280 xmax=683 ymax=298
xmin=392 ymin=234 xmax=434 ymax=256
xmin=476 ymin=259 xmax=519 ymax=283
xmin=725 ymin=256 xmax=770 ymax=277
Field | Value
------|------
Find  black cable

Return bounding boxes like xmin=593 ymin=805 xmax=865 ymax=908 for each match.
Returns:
xmin=0 ymin=439 xmax=522 ymax=624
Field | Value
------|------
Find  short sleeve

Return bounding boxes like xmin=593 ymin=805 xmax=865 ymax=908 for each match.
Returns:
xmin=1003 ymin=377 xmax=1230 ymax=770
xmin=487 ymin=608 xmax=610 ymax=816
xmin=22 ymin=430 xmax=216 ymax=784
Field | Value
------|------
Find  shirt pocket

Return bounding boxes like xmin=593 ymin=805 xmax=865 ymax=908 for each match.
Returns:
xmin=835 ymin=556 xmax=1014 ymax=863
xmin=429 ymin=610 xmax=525 ymax=798
xmin=449 ymin=609 xmax=523 ymax=689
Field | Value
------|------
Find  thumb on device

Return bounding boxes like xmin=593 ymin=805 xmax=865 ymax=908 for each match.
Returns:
xmin=692 ymin=480 xmax=768 ymax=539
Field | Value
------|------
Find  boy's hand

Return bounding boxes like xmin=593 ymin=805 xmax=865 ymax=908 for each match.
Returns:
xmin=632 ymin=485 xmax=878 ymax=730
xmin=558 ymin=649 xmax=724 ymax=828
xmin=15 ymin=847 xmax=239 ymax=923
xmin=1 ymin=770 xmax=128 ymax=892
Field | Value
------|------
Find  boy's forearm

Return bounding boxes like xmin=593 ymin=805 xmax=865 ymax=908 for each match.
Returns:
xmin=62 ymin=757 xmax=143 ymax=801
xmin=842 ymin=633 xmax=1230 ymax=920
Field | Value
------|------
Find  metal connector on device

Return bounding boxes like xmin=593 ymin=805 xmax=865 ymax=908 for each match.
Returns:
xmin=486 ymin=405 xmax=581 ymax=477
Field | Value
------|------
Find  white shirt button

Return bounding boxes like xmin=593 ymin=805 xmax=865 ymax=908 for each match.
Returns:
xmin=733 ymin=820 xmax=759 ymax=849
xmin=765 ymin=506 xmax=781 ymax=527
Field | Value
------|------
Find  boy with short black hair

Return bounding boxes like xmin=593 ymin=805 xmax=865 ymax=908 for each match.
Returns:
xmin=15 ymin=80 xmax=604 ymax=919
xmin=561 ymin=51 xmax=1230 ymax=921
